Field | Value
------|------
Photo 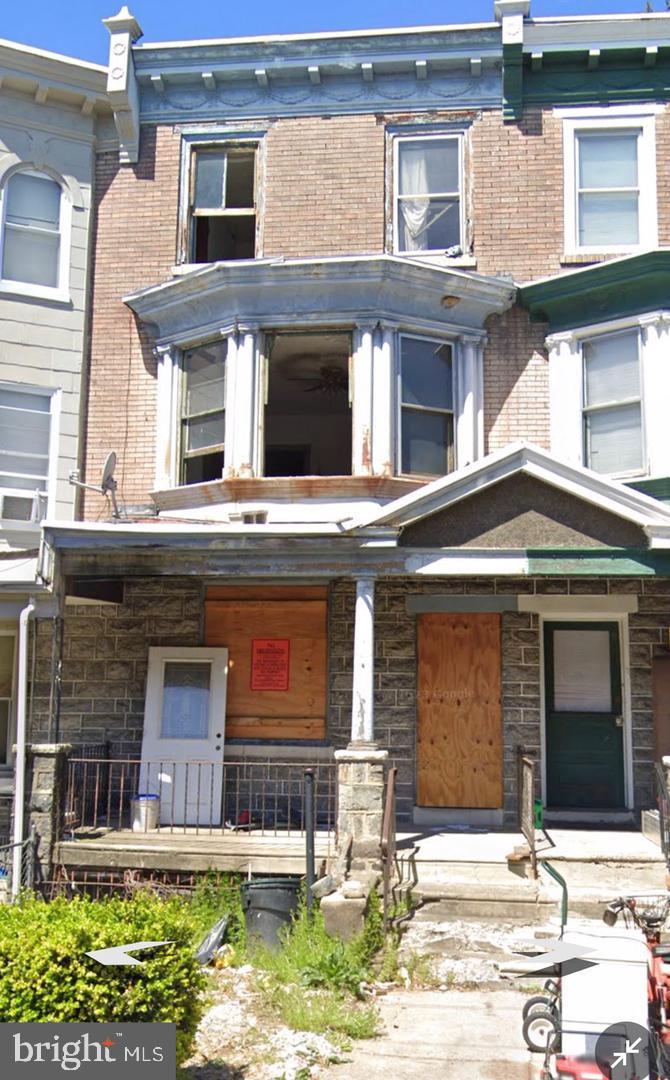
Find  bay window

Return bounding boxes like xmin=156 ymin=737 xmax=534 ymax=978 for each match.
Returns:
xmin=0 ymin=386 xmax=52 ymax=521
xmin=399 ymin=335 xmax=454 ymax=476
xmin=180 ymin=341 xmax=227 ymax=485
xmin=582 ymin=330 xmax=643 ymax=476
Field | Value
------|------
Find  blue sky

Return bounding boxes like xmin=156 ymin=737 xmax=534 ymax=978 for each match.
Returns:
xmin=1 ymin=1 xmax=661 ymax=66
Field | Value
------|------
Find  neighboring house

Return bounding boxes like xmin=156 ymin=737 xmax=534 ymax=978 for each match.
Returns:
xmin=27 ymin=1 xmax=670 ymax=877
xmin=0 ymin=39 xmax=110 ymax=846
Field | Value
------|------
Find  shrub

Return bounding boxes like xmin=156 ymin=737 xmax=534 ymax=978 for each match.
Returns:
xmin=0 ymin=893 xmax=206 ymax=1065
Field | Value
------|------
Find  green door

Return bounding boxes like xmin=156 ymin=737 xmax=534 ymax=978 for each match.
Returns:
xmin=544 ymin=621 xmax=625 ymax=809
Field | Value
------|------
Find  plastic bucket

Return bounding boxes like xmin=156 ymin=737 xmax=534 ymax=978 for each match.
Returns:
xmin=131 ymin=794 xmax=160 ymax=832
xmin=241 ymin=877 xmax=301 ymax=950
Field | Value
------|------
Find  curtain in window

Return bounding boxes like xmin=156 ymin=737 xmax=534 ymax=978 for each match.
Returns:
xmin=398 ymin=146 xmax=430 ymax=252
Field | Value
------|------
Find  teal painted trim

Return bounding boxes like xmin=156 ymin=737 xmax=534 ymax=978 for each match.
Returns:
xmin=518 ymin=250 xmax=670 ymax=333
xmin=502 ymin=42 xmax=523 ymax=121
xmin=628 ymin=477 xmax=670 ymax=506
xmin=527 ymin=548 xmax=670 ymax=576
xmin=523 ymin=53 xmax=670 ymax=108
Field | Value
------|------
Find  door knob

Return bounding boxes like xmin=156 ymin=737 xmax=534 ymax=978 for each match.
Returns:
xmin=215 ymin=732 xmax=222 ymax=737
xmin=614 ymin=716 xmax=624 ymax=728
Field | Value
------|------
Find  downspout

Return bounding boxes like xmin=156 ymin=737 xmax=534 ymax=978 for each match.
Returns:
xmin=12 ymin=597 xmax=36 ymax=898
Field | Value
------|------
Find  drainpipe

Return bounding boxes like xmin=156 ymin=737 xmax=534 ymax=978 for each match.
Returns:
xmin=12 ymin=597 xmax=36 ymax=898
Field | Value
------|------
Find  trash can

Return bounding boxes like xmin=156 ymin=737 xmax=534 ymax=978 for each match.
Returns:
xmin=241 ymin=877 xmax=301 ymax=949
xmin=131 ymin=793 xmax=160 ymax=832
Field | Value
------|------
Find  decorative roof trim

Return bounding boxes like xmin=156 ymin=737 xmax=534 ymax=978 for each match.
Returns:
xmin=355 ymin=441 xmax=670 ymax=532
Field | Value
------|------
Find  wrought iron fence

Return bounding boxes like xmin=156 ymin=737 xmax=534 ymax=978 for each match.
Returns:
xmin=655 ymin=761 xmax=670 ymax=864
xmin=62 ymin=757 xmax=337 ymax=840
xmin=0 ymin=824 xmax=39 ymax=898
xmin=517 ymin=746 xmax=538 ymax=878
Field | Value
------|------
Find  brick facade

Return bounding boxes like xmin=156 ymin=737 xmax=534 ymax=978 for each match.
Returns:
xmin=38 ymin=575 xmax=661 ymax=826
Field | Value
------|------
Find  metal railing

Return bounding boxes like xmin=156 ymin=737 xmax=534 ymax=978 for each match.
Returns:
xmin=517 ymin=746 xmax=538 ymax=878
xmin=655 ymin=761 xmax=670 ymax=864
xmin=0 ymin=824 xmax=39 ymax=898
xmin=62 ymin=757 xmax=337 ymax=840
xmin=381 ymin=765 xmax=398 ymax=931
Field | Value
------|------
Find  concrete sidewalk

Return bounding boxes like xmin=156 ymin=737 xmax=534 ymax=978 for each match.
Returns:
xmin=328 ymin=988 xmax=537 ymax=1079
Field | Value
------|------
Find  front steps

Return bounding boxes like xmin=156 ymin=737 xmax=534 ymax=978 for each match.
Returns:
xmin=395 ymin=828 xmax=667 ymax=922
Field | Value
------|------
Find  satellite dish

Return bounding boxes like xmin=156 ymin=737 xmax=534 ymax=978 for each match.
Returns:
xmin=68 ymin=449 xmax=120 ymax=518
xmin=101 ymin=451 xmax=117 ymax=493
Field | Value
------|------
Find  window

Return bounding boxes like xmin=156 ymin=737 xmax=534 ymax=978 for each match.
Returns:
xmin=582 ymin=330 xmax=643 ymax=476
xmin=0 ymin=387 xmax=51 ymax=520
xmin=399 ymin=336 xmax=454 ymax=476
xmin=562 ymin=112 xmax=658 ymax=253
xmin=264 ymin=332 xmax=352 ymax=477
xmin=394 ymin=136 xmax=462 ymax=254
xmin=0 ymin=171 xmax=63 ymax=290
xmin=180 ymin=341 xmax=226 ymax=485
xmin=189 ymin=146 xmax=256 ymax=262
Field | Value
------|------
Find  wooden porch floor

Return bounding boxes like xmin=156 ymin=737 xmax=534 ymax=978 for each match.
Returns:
xmin=54 ymin=829 xmax=334 ymax=875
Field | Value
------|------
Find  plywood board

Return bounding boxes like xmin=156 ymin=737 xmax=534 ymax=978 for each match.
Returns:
xmin=205 ymin=599 xmax=327 ymax=738
xmin=417 ymin=612 xmax=502 ymax=809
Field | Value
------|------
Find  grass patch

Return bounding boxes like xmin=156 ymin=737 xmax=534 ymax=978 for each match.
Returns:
xmin=271 ymin=986 xmax=379 ymax=1040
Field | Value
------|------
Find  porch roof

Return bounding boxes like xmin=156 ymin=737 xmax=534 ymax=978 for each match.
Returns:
xmin=356 ymin=442 xmax=670 ymax=543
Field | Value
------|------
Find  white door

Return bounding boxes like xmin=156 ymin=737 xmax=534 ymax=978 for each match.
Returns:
xmin=140 ymin=646 xmax=228 ymax=826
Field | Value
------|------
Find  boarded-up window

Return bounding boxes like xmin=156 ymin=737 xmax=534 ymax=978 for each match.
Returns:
xmin=204 ymin=587 xmax=327 ymax=740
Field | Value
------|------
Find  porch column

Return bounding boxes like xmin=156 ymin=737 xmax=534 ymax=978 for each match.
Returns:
xmin=154 ymin=344 xmax=177 ymax=490
xmin=350 ymin=576 xmax=375 ymax=745
xmin=371 ymin=323 xmax=395 ymax=476
xmin=547 ymin=330 xmax=581 ymax=467
xmin=26 ymin=743 xmax=72 ymax=889
xmin=334 ymin=577 xmax=387 ymax=877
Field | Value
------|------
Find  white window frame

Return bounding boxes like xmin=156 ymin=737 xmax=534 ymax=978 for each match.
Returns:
xmin=560 ymin=108 xmax=658 ymax=256
xmin=396 ymin=332 xmax=456 ymax=479
xmin=392 ymin=134 xmax=465 ymax=256
xmin=548 ymin=310 xmax=670 ymax=481
xmin=0 ymin=167 xmax=71 ymax=303
xmin=0 ymin=382 xmax=58 ymax=525
xmin=581 ymin=327 xmax=644 ymax=479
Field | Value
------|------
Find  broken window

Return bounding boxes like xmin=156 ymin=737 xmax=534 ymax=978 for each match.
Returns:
xmin=399 ymin=335 xmax=454 ymax=476
xmin=264 ymin=332 xmax=352 ymax=477
xmin=180 ymin=341 xmax=227 ymax=485
xmin=190 ymin=146 xmax=256 ymax=262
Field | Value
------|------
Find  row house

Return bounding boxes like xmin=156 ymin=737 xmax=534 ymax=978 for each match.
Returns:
xmin=0 ymin=40 xmax=110 ymax=856
xmin=14 ymin=1 xmax=670 ymax=877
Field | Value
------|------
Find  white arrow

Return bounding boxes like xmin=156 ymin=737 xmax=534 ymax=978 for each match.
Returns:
xmin=86 ymin=940 xmax=174 ymax=966
xmin=514 ymin=939 xmax=598 ymax=976
xmin=611 ymin=1036 xmax=641 ymax=1072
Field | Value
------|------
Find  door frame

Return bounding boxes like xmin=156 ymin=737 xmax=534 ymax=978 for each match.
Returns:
xmin=539 ymin=612 xmax=633 ymax=811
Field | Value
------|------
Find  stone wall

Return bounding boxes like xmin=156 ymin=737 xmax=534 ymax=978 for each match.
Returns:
xmin=30 ymin=573 xmax=664 ymax=827
xmin=330 ymin=576 xmax=661 ymax=825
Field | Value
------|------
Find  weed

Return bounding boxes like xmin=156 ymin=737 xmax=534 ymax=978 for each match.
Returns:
xmin=188 ymin=872 xmax=246 ymax=950
xmin=270 ymin=986 xmax=379 ymax=1040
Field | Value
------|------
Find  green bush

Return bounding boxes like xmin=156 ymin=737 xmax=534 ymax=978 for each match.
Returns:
xmin=0 ymin=894 xmax=206 ymax=1065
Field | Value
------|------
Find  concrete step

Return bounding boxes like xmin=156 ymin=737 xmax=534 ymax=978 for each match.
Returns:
xmin=398 ymin=853 xmax=524 ymax=886
xmin=414 ymin=880 xmax=556 ymax=922
xmin=642 ymin=808 xmax=662 ymax=848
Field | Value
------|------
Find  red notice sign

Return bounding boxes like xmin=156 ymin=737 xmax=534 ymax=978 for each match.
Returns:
xmin=250 ymin=638 xmax=290 ymax=691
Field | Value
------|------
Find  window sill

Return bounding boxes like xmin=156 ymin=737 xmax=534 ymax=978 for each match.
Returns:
xmin=560 ymin=251 xmax=643 ymax=267
xmin=0 ymin=519 xmax=41 ymax=535
xmin=394 ymin=252 xmax=477 ymax=269
xmin=152 ymin=474 xmax=424 ymax=512
xmin=0 ymin=280 xmax=71 ymax=305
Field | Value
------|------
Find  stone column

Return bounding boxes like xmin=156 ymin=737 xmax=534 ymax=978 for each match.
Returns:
xmin=26 ymin=743 xmax=71 ymax=887
xmin=335 ymin=578 xmax=388 ymax=874
xmin=334 ymin=745 xmax=388 ymax=875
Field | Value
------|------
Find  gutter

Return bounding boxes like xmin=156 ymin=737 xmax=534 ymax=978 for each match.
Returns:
xmin=11 ymin=597 xmax=35 ymax=899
